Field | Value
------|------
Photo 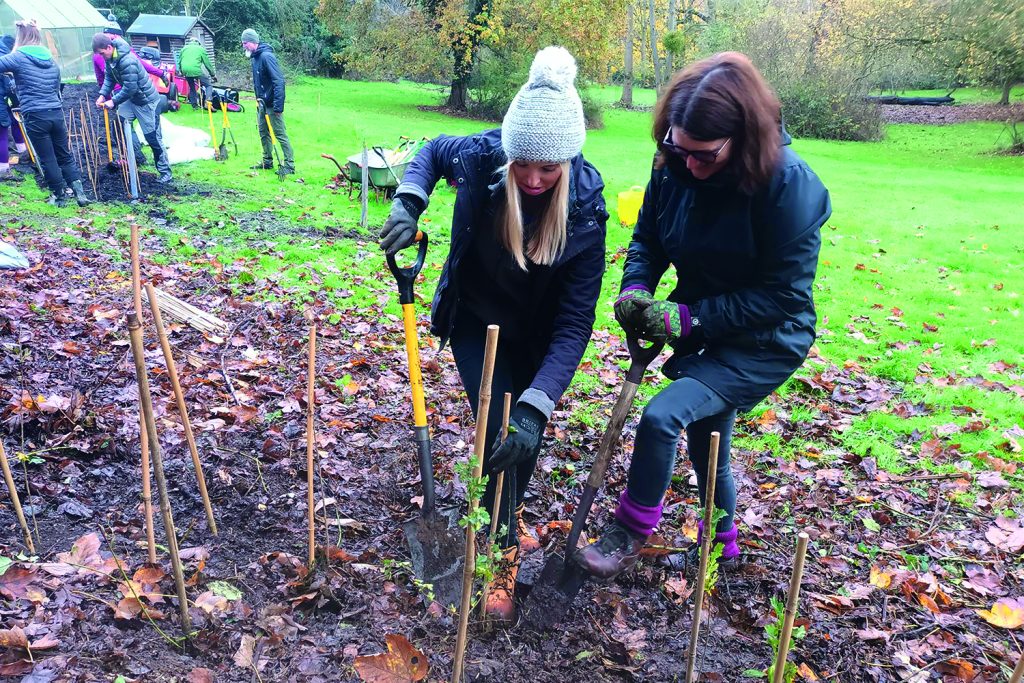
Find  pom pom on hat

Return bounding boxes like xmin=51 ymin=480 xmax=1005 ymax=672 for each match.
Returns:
xmin=502 ymin=46 xmax=585 ymax=163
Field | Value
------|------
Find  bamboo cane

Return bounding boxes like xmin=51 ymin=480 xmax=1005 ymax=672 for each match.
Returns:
xmin=1010 ymin=650 xmax=1024 ymax=683
xmin=0 ymin=441 xmax=34 ymax=553
xmin=79 ymin=109 xmax=97 ymax=198
xmin=305 ymin=316 xmax=317 ymax=567
xmin=772 ymin=533 xmax=810 ymax=683
xmin=145 ymin=283 xmax=218 ymax=535
xmin=131 ymin=224 xmax=157 ymax=563
xmin=685 ymin=431 xmax=722 ymax=683
xmin=452 ymin=325 xmax=499 ymax=683
xmin=479 ymin=392 xmax=512 ymax=622
xmin=127 ymin=313 xmax=192 ymax=635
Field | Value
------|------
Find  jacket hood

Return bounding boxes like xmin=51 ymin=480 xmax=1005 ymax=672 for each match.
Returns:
xmin=0 ymin=35 xmax=13 ymax=55
xmin=251 ymin=42 xmax=274 ymax=57
xmin=18 ymin=45 xmax=53 ymax=64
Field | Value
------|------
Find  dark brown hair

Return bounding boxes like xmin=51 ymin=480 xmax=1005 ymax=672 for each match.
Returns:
xmin=653 ymin=52 xmax=781 ymax=194
xmin=91 ymin=33 xmax=113 ymax=53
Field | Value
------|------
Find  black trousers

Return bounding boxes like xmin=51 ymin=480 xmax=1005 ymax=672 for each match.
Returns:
xmin=449 ymin=315 xmax=542 ymax=549
xmin=23 ymin=108 xmax=80 ymax=195
xmin=185 ymin=75 xmax=211 ymax=107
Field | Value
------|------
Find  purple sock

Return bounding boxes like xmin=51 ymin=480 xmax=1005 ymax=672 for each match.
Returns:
xmin=614 ymin=489 xmax=661 ymax=537
xmin=697 ymin=520 xmax=740 ymax=560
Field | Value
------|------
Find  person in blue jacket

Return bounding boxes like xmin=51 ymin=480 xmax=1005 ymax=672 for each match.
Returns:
xmin=379 ymin=46 xmax=608 ymax=623
xmin=0 ymin=20 xmax=90 ymax=205
xmin=576 ymin=52 xmax=831 ymax=580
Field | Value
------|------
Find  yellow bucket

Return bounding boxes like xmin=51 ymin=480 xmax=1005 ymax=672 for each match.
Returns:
xmin=617 ymin=185 xmax=645 ymax=226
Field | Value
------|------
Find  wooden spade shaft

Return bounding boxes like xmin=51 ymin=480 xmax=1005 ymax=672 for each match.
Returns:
xmin=145 ymin=283 xmax=217 ymax=535
xmin=306 ymin=319 xmax=317 ymax=566
xmin=127 ymin=313 xmax=191 ymax=635
xmin=772 ymin=533 xmax=810 ymax=683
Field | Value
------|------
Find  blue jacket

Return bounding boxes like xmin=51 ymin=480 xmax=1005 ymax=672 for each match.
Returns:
xmin=0 ymin=35 xmax=12 ymax=127
xmin=622 ymin=133 xmax=831 ymax=411
xmin=99 ymin=37 xmax=158 ymax=107
xmin=397 ymin=129 xmax=609 ymax=417
xmin=250 ymin=43 xmax=285 ymax=112
xmin=0 ymin=45 xmax=62 ymax=114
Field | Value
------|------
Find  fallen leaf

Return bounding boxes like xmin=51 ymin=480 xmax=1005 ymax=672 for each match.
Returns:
xmin=797 ymin=662 xmax=819 ymax=681
xmin=353 ymin=634 xmax=428 ymax=682
xmin=187 ymin=668 xmax=215 ymax=683
xmin=195 ymin=591 xmax=229 ymax=614
xmin=0 ymin=627 xmax=29 ymax=650
xmin=918 ymin=593 xmax=941 ymax=614
xmin=935 ymin=658 xmax=976 ymax=681
xmin=114 ymin=597 xmax=143 ymax=620
xmin=976 ymin=598 xmax=1024 ymax=629
xmin=855 ymin=628 xmax=890 ymax=642
xmin=234 ymin=634 xmax=257 ymax=668
xmin=869 ymin=566 xmax=892 ymax=589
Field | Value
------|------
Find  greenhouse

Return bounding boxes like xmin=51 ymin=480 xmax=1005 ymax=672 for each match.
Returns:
xmin=0 ymin=0 xmax=108 ymax=80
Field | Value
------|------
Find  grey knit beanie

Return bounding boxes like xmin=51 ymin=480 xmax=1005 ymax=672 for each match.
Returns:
xmin=240 ymin=28 xmax=260 ymax=44
xmin=501 ymin=46 xmax=585 ymax=163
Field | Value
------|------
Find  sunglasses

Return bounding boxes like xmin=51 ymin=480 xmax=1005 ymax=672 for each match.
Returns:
xmin=662 ymin=127 xmax=731 ymax=165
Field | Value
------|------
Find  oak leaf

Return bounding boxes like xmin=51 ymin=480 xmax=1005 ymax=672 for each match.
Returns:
xmin=353 ymin=634 xmax=428 ymax=682
xmin=976 ymin=598 xmax=1024 ymax=629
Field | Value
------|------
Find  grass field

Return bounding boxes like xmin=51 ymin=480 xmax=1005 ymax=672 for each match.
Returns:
xmin=6 ymin=77 xmax=1023 ymax=495
xmin=872 ymin=84 xmax=1024 ymax=104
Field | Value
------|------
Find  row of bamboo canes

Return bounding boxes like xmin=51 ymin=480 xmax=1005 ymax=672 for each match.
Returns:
xmin=62 ymin=101 xmax=138 ymax=201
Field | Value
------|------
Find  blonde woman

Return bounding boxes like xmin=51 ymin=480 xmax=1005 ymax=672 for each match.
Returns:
xmin=0 ymin=20 xmax=89 ymax=205
xmin=379 ymin=46 xmax=608 ymax=624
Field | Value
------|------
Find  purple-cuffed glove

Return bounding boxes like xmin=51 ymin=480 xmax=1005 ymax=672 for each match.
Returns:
xmin=613 ymin=285 xmax=653 ymax=335
xmin=638 ymin=300 xmax=692 ymax=344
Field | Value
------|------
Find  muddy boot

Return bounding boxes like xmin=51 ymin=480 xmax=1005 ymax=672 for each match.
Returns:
xmin=484 ymin=546 xmax=519 ymax=625
xmin=46 ymin=192 xmax=67 ymax=207
xmin=71 ymin=180 xmax=91 ymax=207
xmin=515 ymin=504 xmax=541 ymax=554
xmin=251 ymin=161 xmax=274 ymax=170
xmin=574 ymin=521 xmax=648 ymax=581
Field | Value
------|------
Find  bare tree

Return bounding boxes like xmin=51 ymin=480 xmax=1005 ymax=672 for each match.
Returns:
xmin=648 ymin=0 xmax=662 ymax=88
xmin=619 ymin=1 xmax=635 ymax=107
xmin=182 ymin=0 xmax=217 ymax=18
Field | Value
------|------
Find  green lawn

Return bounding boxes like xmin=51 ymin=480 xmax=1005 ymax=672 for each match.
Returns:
xmin=5 ymin=77 xmax=1023 ymax=496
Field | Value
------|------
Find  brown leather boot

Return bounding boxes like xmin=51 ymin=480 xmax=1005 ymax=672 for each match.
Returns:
xmin=573 ymin=521 xmax=648 ymax=581
xmin=515 ymin=504 xmax=541 ymax=553
xmin=484 ymin=546 xmax=519 ymax=625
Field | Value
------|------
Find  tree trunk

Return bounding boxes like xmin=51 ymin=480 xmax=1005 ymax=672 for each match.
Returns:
xmin=1000 ymin=76 xmax=1013 ymax=106
xmin=619 ymin=2 xmax=635 ymax=107
xmin=666 ymin=0 xmax=677 ymax=74
xmin=444 ymin=0 xmax=487 ymax=111
xmin=706 ymin=0 xmax=716 ymax=22
xmin=648 ymin=0 xmax=662 ymax=89
xmin=447 ymin=78 xmax=469 ymax=109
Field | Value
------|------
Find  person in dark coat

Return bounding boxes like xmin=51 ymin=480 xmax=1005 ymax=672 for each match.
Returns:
xmin=575 ymin=52 xmax=831 ymax=581
xmin=1 ymin=33 xmax=28 ymax=169
xmin=241 ymin=29 xmax=294 ymax=174
xmin=93 ymin=33 xmax=172 ymax=183
xmin=0 ymin=20 xmax=90 ymax=205
xmin=379 ymin=46 xmax=608 ymax=624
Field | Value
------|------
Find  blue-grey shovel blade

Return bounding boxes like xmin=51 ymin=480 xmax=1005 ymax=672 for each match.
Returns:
xmin=403 ymin=506 xmax=465 ymax=609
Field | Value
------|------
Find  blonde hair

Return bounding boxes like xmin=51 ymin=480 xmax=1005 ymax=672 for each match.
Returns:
xmin=14 ymin=19 xmax=42 ymax=49
xmin=500 ymin=162 xmax=570 ymax=270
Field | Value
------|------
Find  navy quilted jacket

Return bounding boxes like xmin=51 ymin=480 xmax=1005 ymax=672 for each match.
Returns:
xmin=0 ymin=45 xmax=62 ymax=114
xmin=99 ymin=38 xmax=158 ymax=107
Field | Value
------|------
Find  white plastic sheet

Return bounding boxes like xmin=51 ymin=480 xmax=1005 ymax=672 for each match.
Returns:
xmin=134 ymin=115 xmax=216 ymax=165
xmin=0 ymin=240 xmax=29 ymax=270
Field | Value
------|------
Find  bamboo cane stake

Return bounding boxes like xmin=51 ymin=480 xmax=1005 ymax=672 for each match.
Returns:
xmin=116 ymin=118 xmax=129 ymax=193
xmin=79 ymin=108 xmax=97 ymax=198
xmin=772 ymin=533 xmax=810 ymax=683
xmin=0 ymin=441 xmax=34 ymax=553
xmin=478 ymin=392 xmax=512 ymax=623
xmin=131 ymin=224 xmax=157 ymax=563
xmin=127 ymin=313 xmax=192 ymax=635
xmin=142 ymin=287 xmax=229 ymax=335
xmin=685 ymin=431 xmax=722 ymax=683
xmin=452 ymin=325 xmax=499 ymax=683
xmin=305 ymin=316 xmax=317 ymax=567
xmin=1010 ymin=650 xmax=1024 ymax=683
xmin=145 ymin=283 xmax=218 ymax=536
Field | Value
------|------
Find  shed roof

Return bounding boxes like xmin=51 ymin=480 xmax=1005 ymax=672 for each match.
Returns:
xmin=0 ymin=0 xmax=107 ymax=29
xmin=126 ymin=13 xmax=212 ymax=37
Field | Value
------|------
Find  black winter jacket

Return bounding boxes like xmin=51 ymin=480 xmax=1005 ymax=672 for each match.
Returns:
xmin=249 ymin=43 xmax=285 ymax=112
xmin=0 ymin=45 xmax=62 ymax=114
xmin=622 ymin=132 xmax=831 ymax=411
xmin=99 ymin=38 xmax=158 ymax=107
xmin=396 ymin=129 xmax=609 ymax=417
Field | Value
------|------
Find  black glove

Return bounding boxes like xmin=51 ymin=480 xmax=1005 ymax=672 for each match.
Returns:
xmin=211 ymin=74 xmax=218 ymax=83
xmin=379 ymin=197 xmax=421 ymax=255
xmin=489 ymin=403 xmax=546 ymax=474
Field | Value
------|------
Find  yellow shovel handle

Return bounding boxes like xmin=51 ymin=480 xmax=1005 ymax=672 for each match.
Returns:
xmin=264 ymin=113 xmax=279 ymax=147
xmin=207 ymin=102 xmax=217 ymax=150
xmin=103 ymin=108 xmax=113 ymax=162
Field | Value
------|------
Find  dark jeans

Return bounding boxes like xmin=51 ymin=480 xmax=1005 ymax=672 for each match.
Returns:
xmin=627 ymin=377 xmax=738 ymax=532
xmin=450 ymin=315 xmax=541 ymax=549
xmin=185 ymin=75 xmax=211 ymax=107
xmin=23 ymin=108 xmax=81 ymax=194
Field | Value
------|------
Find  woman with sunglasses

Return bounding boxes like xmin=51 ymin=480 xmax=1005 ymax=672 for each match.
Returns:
xmin=575 ymin=52 xmax=831 ymax=580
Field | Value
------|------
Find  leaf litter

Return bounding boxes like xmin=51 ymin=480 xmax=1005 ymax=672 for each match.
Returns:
xmin=0 ymin=219 xmax=1021 ymax=681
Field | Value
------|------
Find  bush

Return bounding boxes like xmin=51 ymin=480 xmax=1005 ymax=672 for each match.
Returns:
xmin=779 ymin=79 xmax=883 ymax=141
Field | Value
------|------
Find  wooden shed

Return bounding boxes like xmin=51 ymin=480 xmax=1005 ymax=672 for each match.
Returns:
xmin=125 ymin=14 xmax=215 ymax=71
